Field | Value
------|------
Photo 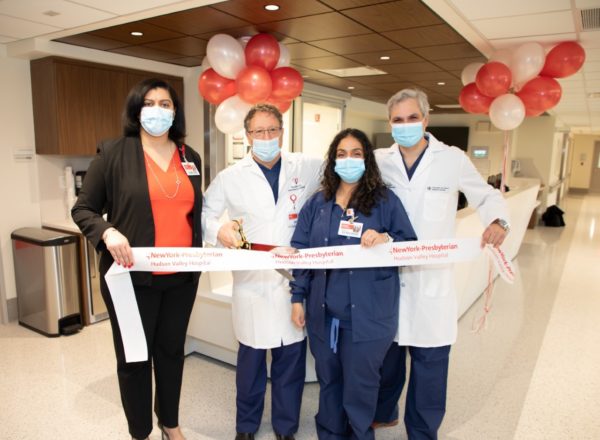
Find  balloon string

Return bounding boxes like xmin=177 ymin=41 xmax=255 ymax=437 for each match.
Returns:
xmin=500 ymin=130 xmax=510 ymax=193
xmin=472 ymin=254 xmax=495 ymax=333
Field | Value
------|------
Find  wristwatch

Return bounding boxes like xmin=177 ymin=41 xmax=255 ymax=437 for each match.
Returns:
xmin=494 ymin=218 xmax=510 ymax=233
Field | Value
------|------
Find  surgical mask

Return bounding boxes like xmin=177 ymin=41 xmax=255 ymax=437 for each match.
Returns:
xmin=334 ymin=158 xmax=365 ymax=184
xmin=252 ymin=137 xmax=280 ymax=162
xmin=391 ymin=121 xmax=424 ymax=148
xmin=140 ymin=106 xmax=174 ymax=137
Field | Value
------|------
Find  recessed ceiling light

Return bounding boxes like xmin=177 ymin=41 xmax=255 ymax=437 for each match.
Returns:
xmin=131 ymin=31 xmax=143 ymax=37
xmin=437 ymin=81 xmax=446 ymax=86
xmin=348 ymin=86 xmax=355 ymax=90
xmin=435 ymin=104 xmax=462 ymax=109
xmin=264 ymin=4 xmax=280 ymax=11
xmin=319 ymin=66 xmax=387 ymax=78
xmin=380 ymin=56 xmax=390 ymax=60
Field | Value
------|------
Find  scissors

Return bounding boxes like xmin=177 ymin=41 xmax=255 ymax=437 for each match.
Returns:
xmin=232 ymin=219 xmax=294 ymax=281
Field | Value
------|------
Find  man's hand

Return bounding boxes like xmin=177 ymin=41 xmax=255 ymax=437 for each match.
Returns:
xmin=217 ymin=219 xmax=243 ymax=249
xmin=481 ymin=222 xmax=507 ymax=248
xmin=103 ymin=228 xmax=133 ymax=267
xmin=291 ymin=303 xmax=305 ymax=328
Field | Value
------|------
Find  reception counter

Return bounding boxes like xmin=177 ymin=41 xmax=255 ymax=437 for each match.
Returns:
xmin=185 ymin=177 xmax=541 ymax=369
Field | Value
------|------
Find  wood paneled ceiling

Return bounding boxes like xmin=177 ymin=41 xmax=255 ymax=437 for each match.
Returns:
xmin=54 ymin=0 xmax=486 ymax=111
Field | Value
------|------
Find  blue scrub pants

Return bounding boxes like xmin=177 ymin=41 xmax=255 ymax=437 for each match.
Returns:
xmin=308 ymin=322 xmax=393 ymax=440
xmin=374 ymin=344 xmax=451 ymax=440
xmin=235 ymin=339 xmax=306 ymax=435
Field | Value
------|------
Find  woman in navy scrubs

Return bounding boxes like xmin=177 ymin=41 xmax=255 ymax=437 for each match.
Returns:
xmin=290 ymin=128 xmax=417 ymax=439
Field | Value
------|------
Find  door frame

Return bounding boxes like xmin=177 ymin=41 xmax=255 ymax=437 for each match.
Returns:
xmin=590 ymin=141 xmax=600 ymax=193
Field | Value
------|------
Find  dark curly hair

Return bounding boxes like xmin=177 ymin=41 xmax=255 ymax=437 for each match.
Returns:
xmin=122 ymin=78 xmax=186 ymax=144
xmin=321 ymin=128 xmax=387 ymax=216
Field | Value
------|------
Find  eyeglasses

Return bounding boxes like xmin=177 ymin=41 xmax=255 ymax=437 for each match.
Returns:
xmin=247 ymin=127 xmax=282 ymax=138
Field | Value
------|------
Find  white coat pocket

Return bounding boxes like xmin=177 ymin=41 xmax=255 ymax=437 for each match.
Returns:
xmin=423 ymin=191 xmax=450 ymax=222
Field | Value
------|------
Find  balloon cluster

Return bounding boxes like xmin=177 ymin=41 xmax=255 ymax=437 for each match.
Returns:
xmin=198 ymin=33 xmax=304 ymax=134
xmin=459 ymin=41 xmax=586 ymax=131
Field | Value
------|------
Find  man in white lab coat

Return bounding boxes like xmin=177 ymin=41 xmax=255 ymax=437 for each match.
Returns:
xmin=372 ymin=89 xmax=510 ymax=440
xmin=202 ymin=104 xmax=322 ymax=440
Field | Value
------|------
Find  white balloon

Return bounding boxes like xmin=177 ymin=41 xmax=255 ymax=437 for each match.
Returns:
xmin=200 ymin=56 xmax=211 ymax=73
xmin=510 ymin=42 xmax=545 ymax=89
xmin=489 ymin=49 xmax=512 ymax=68
xmin=275 ymin=42 xmax=291 ymax=68
xmin=215 ymin=95 xmax=252 ymax=134
xmin=489 ymin=94 xmax=525 ymax=131
xmin=461 ymin=62 xmax=484 ymax=86
xmin=237 ymin=36 xmax=251 ymax=49
xmin=207 ymin=34 xmax=246 ymax=80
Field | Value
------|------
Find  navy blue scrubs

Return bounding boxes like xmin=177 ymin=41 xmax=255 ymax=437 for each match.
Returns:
xmin=236 ymin=157 xmax=307 ymax=436
xmin=291 ymin=189 xmax=416 ymax=439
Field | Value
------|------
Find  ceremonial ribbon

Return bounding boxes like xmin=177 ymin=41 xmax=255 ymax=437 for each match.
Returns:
xmin=106 ymin=238 xmax=514 ymax=362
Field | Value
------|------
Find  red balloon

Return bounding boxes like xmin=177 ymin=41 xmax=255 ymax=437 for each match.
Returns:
xmin=459 ymin=83 xmax=494 ymax=114
xmin=266 ymin=98 xmax=292 ymax=113
xmin=475 ymin=62 xmax=512 ymax=97
xmin=270 ymin=67 xmax=304 ymax=101
xmin=540 ymin=41 xmax=585 ymax=78
xmin=516 ymin=76 xmax=562 ymax=114
xmin=198 ymin=68 xmax=237 ymax=105
xmin=236 ymin=66 xmax=272 ymax=104
xmin=245 ymin=33 xmax=281 ymax=71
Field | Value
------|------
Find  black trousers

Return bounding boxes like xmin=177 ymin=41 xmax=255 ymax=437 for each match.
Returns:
xmin=100 ymin=272 xmax=198 ymax=438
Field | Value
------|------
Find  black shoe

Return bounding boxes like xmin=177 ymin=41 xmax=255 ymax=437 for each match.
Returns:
xmin=235 ymin=433 xmax=255 ymax=440
xmin=275 ymin=434 xmax=295 ymax=440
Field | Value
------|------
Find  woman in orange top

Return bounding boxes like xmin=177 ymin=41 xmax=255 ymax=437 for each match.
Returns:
xmin=72 ymin=78 xmax=203 ymax=440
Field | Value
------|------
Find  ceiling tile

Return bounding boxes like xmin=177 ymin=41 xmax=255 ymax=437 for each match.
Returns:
xmin=383 ymin=24 xmax=466 ymax=48
xmin=434 ymin=56 xmax=487 ymax=71
xmin=55 ymin=34 xmax=128 ymax=51
xmin=341 ymin=0 xmax=443 ymax=32
xmin=109 ymin=45 xmax=180 ymax=62
xmin=289 ymin=66 xmax=338 ymax=80
xmin=90 ymin=22 xmax=186 ymax=45
xmin=0 ymin=0 xmax=115 ymax=28
xmin=350 ymin=74 xmax=415 ymax=85
xmin=585 ymin=80 xmax=600 ymax=89
xmin=318 ymin=0 xmax=394 ymax=10
xmin=286 ymin=43 xmax=334 ymax=59
xmin=345 ymin=48 xmax=424 ymax=66
xmin=67 ymin=0 xmax=189 ymax=16
xmin=259 ymin=12 xmax=372 ymax=41
xmin=145 ymin=7 xmax=249 ymax=35
xmin=0 ymin=36 xmax=16 ymax=43
xmin=383 ymin=62 xmax=443 ymax=74
xmin=584 ymin=61 xmax=600 ymax=72
xmin=211 ymin=0 xmax=333 ymax=23
xmin=448 ymin=0 xmax=570 ymax=20
xmin=584 ymin=48 xmax=600 ymax=61
xmin=413 ymin=43 xmax=482 ymax=61
xmin=0 ymin=14 xmax=60 ymax=39
xmin=291 ymin=56 xmax=362 ymax=70
xmin=144 ymin=36 xmax=208 ymax=57
xmin=490 ymin=33 xmax=577 ymax=50
xmin=472 ymin=11 xmax=575 ymax=40
xmin=584 ymin=71 xmax=600 ymax=80
xmin=575 ymin=0 xmax=600 ymax=8
xmin=310 ymin=33 xmax=401 ymax=55
xmin=581 ymin=31 xmax=600 ymax=48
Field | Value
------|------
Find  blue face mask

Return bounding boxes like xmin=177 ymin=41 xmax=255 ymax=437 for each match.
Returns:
xmin=140 ymin=106 xmax=174 ymax=137
xmin=252 ymin=137 xmax=281 ymax=162
xmin=391 ymin=121 xmax=424 ymax=148
xmin=334 ymin=158 xmax=365 ymax=184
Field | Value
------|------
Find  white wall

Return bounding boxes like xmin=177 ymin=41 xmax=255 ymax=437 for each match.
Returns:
xmin=345 ymin=96 xmax=388 ymax=140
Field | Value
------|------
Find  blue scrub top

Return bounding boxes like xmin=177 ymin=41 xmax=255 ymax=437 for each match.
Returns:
xmin=256 ymin=157 xmax=281 ymax=203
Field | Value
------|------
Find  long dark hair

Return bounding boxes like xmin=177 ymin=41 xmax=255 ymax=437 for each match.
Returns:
xmin=321 ymin=128 xmax=387 ymax=216
xmin=122 ymin=78 xmax=186 ymax=144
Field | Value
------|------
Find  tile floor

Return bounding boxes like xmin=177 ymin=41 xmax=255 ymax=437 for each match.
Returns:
xmin=1 ymin=194 xmax=599 ymax=440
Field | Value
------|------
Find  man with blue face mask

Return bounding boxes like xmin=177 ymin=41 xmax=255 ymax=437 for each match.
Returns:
xmin=202 ymin=104 xmax=323 ymax=440
xmin=372 ymin=89 xmax=510 ymax=440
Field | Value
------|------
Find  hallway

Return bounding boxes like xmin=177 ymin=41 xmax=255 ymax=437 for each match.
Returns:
xmin=0 ymin=194 xmax=598 ymax=439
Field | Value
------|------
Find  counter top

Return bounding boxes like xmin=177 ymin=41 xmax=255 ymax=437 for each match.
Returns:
xmin=42 ymin=219 xmax=81 ymax=234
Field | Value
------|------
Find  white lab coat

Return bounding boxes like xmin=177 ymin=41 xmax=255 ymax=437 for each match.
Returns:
xmin=202 ymin=152 xmax=322 ymax=349
xmin=375 ymin=134 xmax=509 ymax=347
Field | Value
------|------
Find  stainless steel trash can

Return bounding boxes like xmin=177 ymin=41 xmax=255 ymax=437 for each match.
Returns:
xmin=11 ymin=227 xmax=82 ymax=336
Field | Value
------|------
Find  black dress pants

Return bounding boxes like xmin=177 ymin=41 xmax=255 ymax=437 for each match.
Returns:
xmin=100 ymin=272 xmax=198 ymax=438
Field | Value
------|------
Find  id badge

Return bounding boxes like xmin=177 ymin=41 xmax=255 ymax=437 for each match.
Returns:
xmin=182 ymin=162 xmax=200 ymax=176
xmin=338 ymin=220 xmax=363 ymax=238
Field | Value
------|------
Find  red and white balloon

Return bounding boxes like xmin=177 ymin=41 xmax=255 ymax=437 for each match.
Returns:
xmin=458 ymin=40 xmax=585 ymax=131
xmin=198 ymin=33 xmax=304 ymax=133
